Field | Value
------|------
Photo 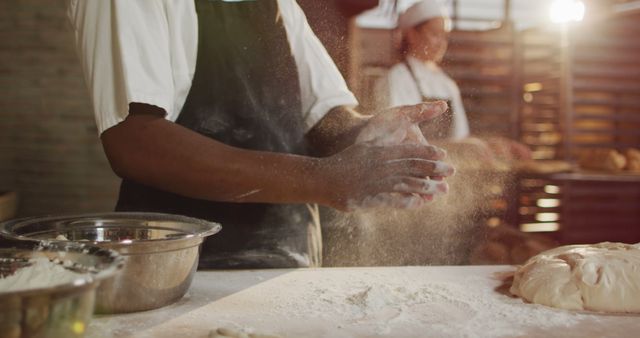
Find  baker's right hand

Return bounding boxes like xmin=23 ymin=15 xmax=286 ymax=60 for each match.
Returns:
xmin=318 ymin=143 xmax=454 ymax=211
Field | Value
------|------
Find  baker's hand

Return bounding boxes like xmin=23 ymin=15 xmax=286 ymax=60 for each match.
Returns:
xmin=356 ymin=101 xmax=448 ymax=146
xmin=319 ymin=143 xmax=454 ymax=211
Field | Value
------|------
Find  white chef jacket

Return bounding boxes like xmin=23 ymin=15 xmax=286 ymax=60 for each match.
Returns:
xmin=384 ymin=56 xmax=470 ymax=140
xmin=67 ymin=0 xmax=358 ymax=135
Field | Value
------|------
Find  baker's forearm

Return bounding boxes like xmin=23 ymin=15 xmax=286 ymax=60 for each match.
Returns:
xmin=307 ymin=106 xmax=371 ymax=156
xmin=101 ymin=109 xmax=328 ymax=205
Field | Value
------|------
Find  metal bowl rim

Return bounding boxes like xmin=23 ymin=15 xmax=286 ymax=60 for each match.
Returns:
xmin=0 ymin=212 xmax=222 ymax=244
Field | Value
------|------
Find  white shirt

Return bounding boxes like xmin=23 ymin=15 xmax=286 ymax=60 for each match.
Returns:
xmin=384 ymin=56 xmax=470 ymax=140
xmin=67 ymin=0 xmax=358 ymax=135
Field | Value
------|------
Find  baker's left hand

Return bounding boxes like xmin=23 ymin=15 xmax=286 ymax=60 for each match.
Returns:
xmin=356 ymin=101 xmax=448 ymax=146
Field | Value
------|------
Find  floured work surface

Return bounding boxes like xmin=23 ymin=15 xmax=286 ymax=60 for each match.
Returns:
xmin=87 ymin=266 xmax=639 ymax=338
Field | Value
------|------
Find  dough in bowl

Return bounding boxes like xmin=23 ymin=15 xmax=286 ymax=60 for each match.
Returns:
xmin=510 ymin=242 xmax=640 ymax=313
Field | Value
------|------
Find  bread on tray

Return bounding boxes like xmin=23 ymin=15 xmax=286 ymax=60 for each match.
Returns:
xmin=578 ymin=148 xmax=626 ymax=172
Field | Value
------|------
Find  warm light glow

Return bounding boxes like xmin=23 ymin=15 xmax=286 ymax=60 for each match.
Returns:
xmin=536 ymin=212 xmax=560 ymax=222
xmin=487 ymin=217 xmax=501 ymax=228
xmin=519 ymin=206 xmax=537 ymax=215
xmin=544 ymin=185 xmax=561 ymax=194
xmin=72 ymin=321 xmax=86 ymax=334
xmin=521 ymin=222 xmax=560 ymax=232
xmin=550 ymin=0 xmax=585 ymax=23
xmin=537 ymin=198 xmax=561 ymax=208
xmin=524 ymin=82 xmax=543 ymax=92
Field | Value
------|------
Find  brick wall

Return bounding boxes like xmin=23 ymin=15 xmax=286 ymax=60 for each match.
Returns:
xmin=0 ymin=0 xmax=120 ymax=217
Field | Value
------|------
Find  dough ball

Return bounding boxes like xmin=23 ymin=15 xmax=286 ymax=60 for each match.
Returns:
xmin=510 ymin=242 xmax=640 ymax=313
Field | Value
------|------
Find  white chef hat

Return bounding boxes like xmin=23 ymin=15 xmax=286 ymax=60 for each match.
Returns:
xmin=398 ymin=0 xmax=451 ymax=29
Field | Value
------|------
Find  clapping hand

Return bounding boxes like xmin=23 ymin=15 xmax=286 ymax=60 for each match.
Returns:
xmin=336 ymin=101 xmax=454 ymax=210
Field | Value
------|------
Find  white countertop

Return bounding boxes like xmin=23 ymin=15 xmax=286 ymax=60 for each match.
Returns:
xmin=86 ymin=266 xmax=639 ymax=338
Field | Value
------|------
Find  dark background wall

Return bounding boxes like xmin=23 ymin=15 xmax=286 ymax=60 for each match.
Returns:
xmin=0 ymin=0 xmax=120 ymax=217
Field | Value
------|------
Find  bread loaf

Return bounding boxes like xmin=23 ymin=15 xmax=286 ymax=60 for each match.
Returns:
xmin=625 ymin=148 xmax=640 ymax=172
xmin=578 ymin=148 xmax=626 ymax=172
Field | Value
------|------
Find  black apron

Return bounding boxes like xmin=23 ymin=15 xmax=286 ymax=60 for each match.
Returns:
xmin=404 ymin=60 xmax=454 ymax=140
xmin=116 ymin=0 xmax=321 ymax=269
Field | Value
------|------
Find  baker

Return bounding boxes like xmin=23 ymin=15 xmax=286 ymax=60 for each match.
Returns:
xmin=382 ymin=0 xmax=468 ymax=141
xmin=67 ymin=0 xmax=454 ymax=269
xmin=380 ymin=0 xmax=531 ymax=160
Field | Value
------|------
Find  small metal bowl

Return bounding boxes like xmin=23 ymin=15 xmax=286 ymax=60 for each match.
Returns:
xmin=0 ymin=240 xmax=122 ymax=338
xmin=0 ymin=212 xmax=221 ymax=313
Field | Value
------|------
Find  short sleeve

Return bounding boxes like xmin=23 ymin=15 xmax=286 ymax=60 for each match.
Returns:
xmin=67 ymin=0 xmax=175 ymax=134
xmin=279 ymin=0 xmax=359 ymax=131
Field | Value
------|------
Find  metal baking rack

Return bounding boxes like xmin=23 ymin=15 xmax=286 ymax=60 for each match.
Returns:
xmin=445 ymin=23 xmax=520 ymax=139
xmin=516 ymin=8 xmax=640 ymax=244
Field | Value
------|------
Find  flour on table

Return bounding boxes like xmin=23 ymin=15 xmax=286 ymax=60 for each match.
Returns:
xmin=0 ymin=257 xmax=90 ymax=292
xmin=210 ymin=327 xmax=282 ymax=338
xmin=265 ymin=270 xmax=591 ymax=338
xmin=87 ymin=267 xmax=612 ymax=338
xmin=511 ymin=242 xmax=640 ymax=313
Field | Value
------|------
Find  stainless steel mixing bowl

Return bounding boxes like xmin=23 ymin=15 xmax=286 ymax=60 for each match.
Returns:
xmin=0 ymin=240 xmax=122 ymax=338
xmin=0 ymin=212 xmax=221 ymax=314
